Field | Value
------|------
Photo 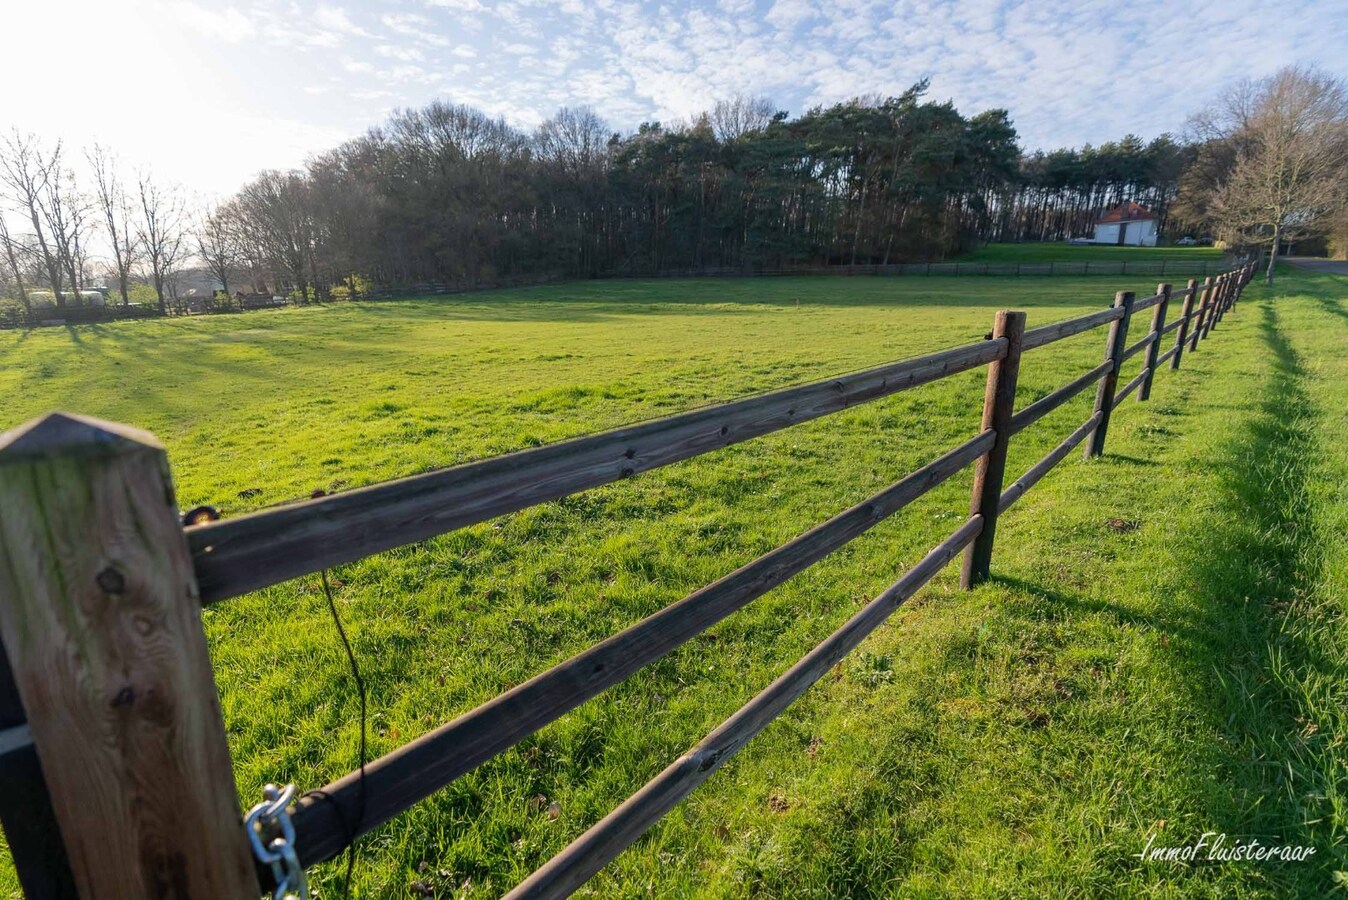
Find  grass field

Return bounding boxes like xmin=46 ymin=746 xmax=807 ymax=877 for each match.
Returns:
xmin=961 ymin=242 xmax=1226 ymax=264
xmin=1 ymin=268 xmax=1344 ymax=898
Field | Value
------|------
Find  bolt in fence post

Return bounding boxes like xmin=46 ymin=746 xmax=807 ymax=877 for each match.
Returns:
xmin=1189 ymin=276 xmax=1212 ymax=352
xmin=1084 ymin=291 xmax=1135 ymax=459
xmin=1139 ymin=282 xmax=1169 ymax=401
xmin=0 ymin=413 xmax=260 ymax=899
xmin=961 ymin=309 xmax=1026 ymax=589
xmin=1170 ymin=278 xmax=1197 ymax=370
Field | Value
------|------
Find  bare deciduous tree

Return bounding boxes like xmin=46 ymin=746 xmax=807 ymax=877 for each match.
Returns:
xmin=39 ymin=158 xmax=93 ymax=297
xmin=0 ymin=130 xmax=66 ymax=306
xmin=197 ymin=201 xmax=244 ymax=301
xmin=136 ymin=173 xmax=188 ymax=313
xmin=1203 ymin=66 xmax=1348 ymax=285
xmin=710 ymin=95 xmax=777 ymax=143
xmin=88 ymin=144 xmax=139 ymax=307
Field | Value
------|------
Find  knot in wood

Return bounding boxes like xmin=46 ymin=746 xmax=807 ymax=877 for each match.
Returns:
xmin=96 ymin=566 xmax=126 ymax=595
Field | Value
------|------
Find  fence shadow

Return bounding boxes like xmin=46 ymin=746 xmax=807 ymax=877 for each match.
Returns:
xmin=979 ymin=300 xmax=1336 ymax=893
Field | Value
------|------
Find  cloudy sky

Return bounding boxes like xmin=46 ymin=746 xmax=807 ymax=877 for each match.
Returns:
xmin=6 ymin=0 xmax=1348 ymax=197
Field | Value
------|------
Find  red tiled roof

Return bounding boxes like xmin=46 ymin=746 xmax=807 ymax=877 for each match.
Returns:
xmin=1098 ymin=202 xmax=1157 ymax=223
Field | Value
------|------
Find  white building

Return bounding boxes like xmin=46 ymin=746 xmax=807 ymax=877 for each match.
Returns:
xmin=1092 ymin=202 xmax=1158 ymax=247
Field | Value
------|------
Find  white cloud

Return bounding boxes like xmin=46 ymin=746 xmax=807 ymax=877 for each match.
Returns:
xmin=382 ymin=12 xmax=451 ymax=45
xmin=164 ymin=2 xmax=256 ymax=42
xmin=375 ymin=44 xmax=425 ymax=62
xmin=314 ymin=4 xmax=371 ymax=36
xmin=6 ymin=0 xmax=1348 ymax=204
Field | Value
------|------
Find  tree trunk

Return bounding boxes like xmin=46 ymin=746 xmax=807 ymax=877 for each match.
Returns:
xmin=1266 ymin=223 xmax=1280 ymax=287
xmin=0 ymin=220 xmax=29 ymax=312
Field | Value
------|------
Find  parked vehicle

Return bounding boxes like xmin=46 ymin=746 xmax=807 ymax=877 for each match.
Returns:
xmin=1175 ymin=236 xmax=1198 ymax=246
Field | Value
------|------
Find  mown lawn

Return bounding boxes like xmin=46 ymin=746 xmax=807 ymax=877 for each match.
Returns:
xmin=962 ymin=242 xmax=1226 ymax=264
xmin=0 ymin=269 xmax=1342 ymax=898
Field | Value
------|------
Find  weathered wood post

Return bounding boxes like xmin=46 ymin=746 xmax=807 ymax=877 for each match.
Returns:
xmin=1188 ymin=277 xmax=1212 ymax=353
xmin=960 ymin=310 xmax=1025 ymax=589
xmin=1083 ymin=291 xmax=1134 ymax=459
xmin=1170 ymin=278 xmax=1197 ymax=370
xmin=1201 ymin=274 xmax=1224 ymax=340
xmin=0 ymin=413 xmax=259 ymax=899
xmin=1139 ymin=282 xmax=1169 ymax=401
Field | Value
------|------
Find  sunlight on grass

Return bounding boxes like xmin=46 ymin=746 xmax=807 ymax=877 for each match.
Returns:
xmin=1 ymin=270 xmax=1342 ymax=897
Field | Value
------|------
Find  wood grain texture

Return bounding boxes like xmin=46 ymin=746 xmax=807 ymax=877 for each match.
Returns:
xmin=190 ymin=338 xmax=1007 ymax=604
xmin=961 ymin=310 xmax=1025 ymax=589
xmin=503 ymin=515 xmax=984 ymax=900
xmin=287 ymin=430 xmax=993 ymax=867
xmin=0 ymin=413 xmax=258 ymax=900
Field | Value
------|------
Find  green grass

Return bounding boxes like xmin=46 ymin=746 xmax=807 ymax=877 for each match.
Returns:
xmin=962 ymin=242 xmax=1226 ymax=264
xmin=1 ymin=269 xmax=1344 ymax=898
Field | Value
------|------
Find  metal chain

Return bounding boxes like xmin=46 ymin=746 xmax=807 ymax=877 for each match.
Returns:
xmin=245 ymin=783 xmax=310 ymax=900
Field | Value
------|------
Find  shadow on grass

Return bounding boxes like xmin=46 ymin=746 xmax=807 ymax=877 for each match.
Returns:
xmin=987 ymin=300 xmax=1336 ymax=893
xmin=1146 ymin=301 xmax=1329 ymax=890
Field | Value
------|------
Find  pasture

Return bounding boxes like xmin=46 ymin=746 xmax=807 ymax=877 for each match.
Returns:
xmin=1 ymin=270 xmax=1343 ymax=897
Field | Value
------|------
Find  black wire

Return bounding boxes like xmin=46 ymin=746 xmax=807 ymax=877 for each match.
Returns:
xmin=319 ymin=569 xmax=367 ymax=898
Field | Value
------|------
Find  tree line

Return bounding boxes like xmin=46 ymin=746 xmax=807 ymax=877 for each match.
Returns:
xmin=3 ymin=68 xmax=1345 ymax=310
xmin=0 ymin=135 xmax=189 ymax=313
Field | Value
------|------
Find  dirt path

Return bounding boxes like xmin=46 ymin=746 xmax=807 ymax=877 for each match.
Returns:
xmin=1283 ymin=257 xmax=1348 ymax=275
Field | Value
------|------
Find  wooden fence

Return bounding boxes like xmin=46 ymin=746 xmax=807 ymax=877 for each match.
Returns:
xmin=0 ymin=263 xmax=1255 ymax=898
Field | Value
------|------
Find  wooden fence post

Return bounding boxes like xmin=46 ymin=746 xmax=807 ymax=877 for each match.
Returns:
xmin=1188 ymin=277 xmax=1212 ymax=353
xmin=1201 ymin=275 xmax=1224 ymax=340
xmin=0 ymin=413 xmax=259 ymax=899
xmin=1139 ymin=282 xmax=1169 ymax=401
xmin=1170 ymin=278 xmax=1197 ymax=370
xmin=1083 ymin=291 xmax=1134 ymax=459
xmin=960 ymin=310 xmax=1025 ymax=589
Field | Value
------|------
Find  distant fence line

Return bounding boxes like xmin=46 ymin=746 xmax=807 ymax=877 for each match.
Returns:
xmin=598 ymin=257 xmax=1244 ymax=281
xmin=0 ymin=264 xmax=1255 ymax=898
xmin=1 ymin=256 xmax=1247 ymax=330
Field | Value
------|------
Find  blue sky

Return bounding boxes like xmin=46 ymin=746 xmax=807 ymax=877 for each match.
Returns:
xmin=6 ymin=0 xmax=1348 ymax=196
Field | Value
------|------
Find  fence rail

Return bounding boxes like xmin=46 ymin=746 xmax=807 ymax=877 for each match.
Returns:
xmin=0 ymin=263 xmax=1255 ymax=898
